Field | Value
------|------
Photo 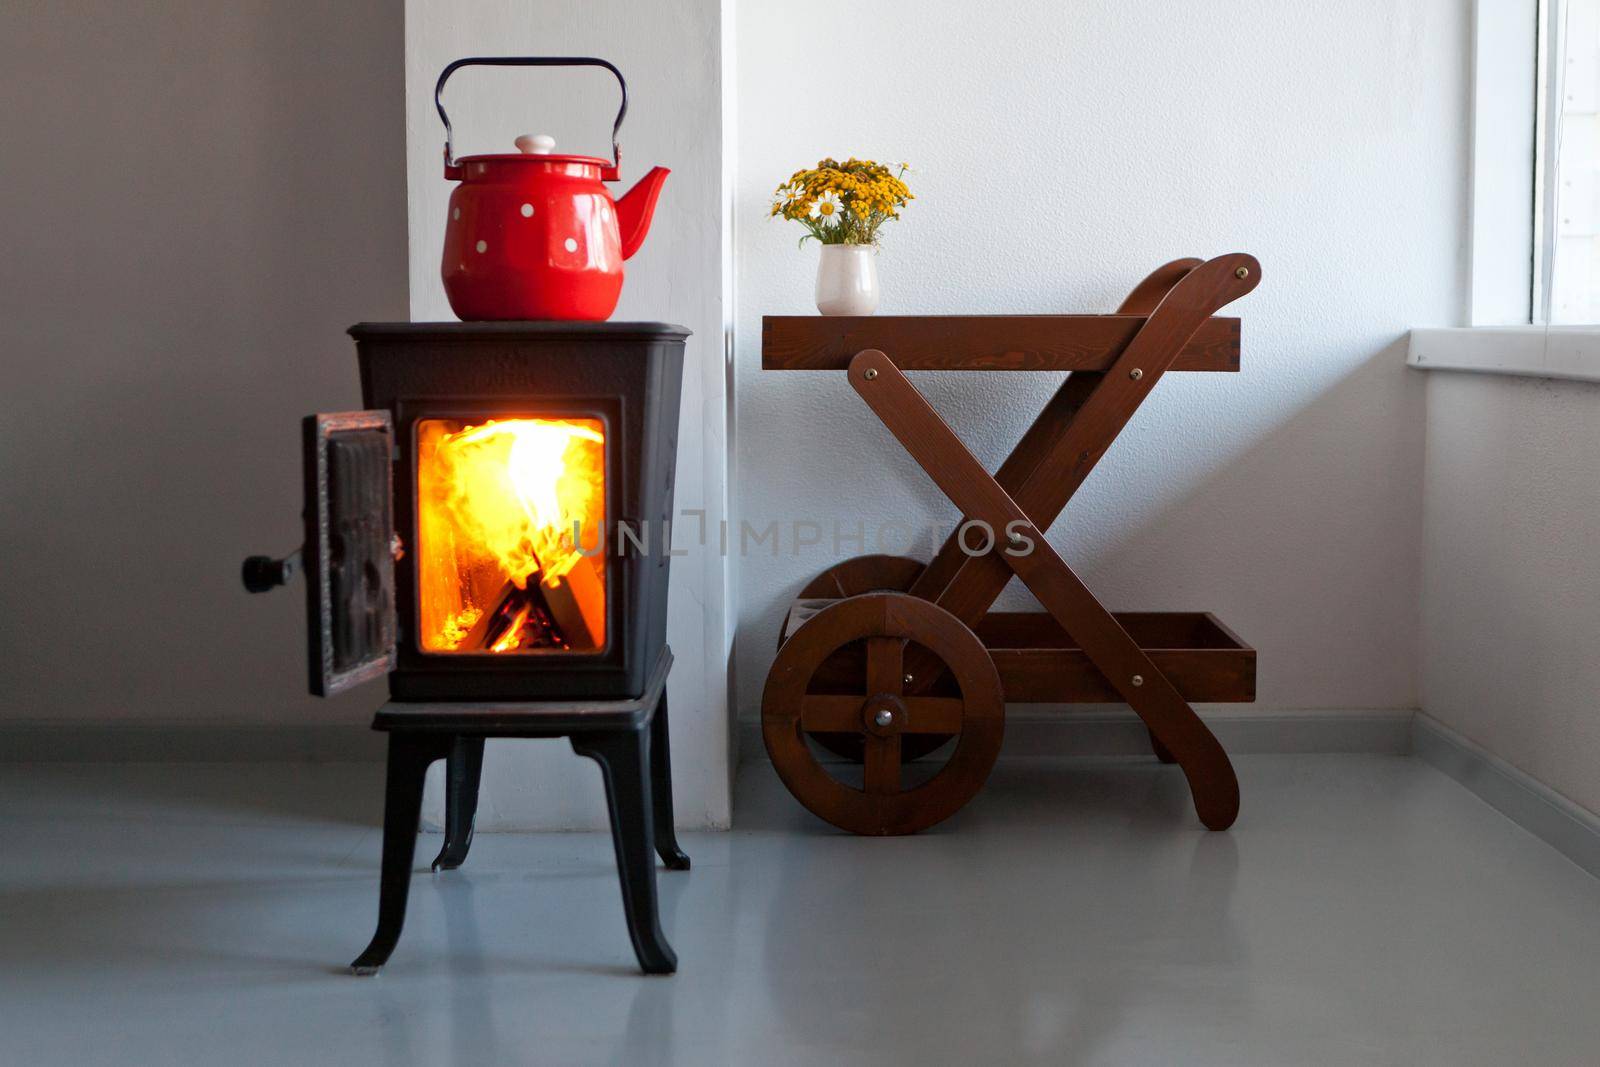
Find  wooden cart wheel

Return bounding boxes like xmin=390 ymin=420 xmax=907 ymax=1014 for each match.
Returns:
xmin=790 ymin=555 xmax=953 ymax=763
xmin=762 ymin=593 xmax=1004 ymax=836
xmin=797 ymin=554 xmax=925 ymax=601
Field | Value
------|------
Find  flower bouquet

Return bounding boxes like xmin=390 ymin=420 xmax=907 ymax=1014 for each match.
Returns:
xmin=771 ymin=158 xmax=913 ymax=315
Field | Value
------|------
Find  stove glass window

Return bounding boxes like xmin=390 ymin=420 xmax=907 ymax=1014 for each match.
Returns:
xmin=415 ymin=417 xmax=606 ymax=653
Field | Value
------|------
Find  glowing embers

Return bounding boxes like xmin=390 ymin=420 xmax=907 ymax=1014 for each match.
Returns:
xmin=416 ymin=417 xmax=606 ymax=653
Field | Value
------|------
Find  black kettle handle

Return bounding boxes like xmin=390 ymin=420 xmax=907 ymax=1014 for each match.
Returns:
xmin=435 ymin=56 xmax=628 ymax=172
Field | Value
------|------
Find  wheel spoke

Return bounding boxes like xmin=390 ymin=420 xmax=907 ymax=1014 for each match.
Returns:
xmin=865 ymin=636 xmax=904 ymax=695
xmin=797 ymin=695 xmax=960 ymax=737
xmin=799 ymin=695 xmax=870 ymax=732
xmin=863 ymin=733 xmax=901 ymax=794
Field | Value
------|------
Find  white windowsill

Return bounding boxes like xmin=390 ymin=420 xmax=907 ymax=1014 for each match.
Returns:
xmin=1407 ymin=326 xmax=1600 ymax=384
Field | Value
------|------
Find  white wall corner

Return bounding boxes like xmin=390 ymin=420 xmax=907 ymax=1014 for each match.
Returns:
xmin=1413 ymin=712 xmax=1600 ymax=879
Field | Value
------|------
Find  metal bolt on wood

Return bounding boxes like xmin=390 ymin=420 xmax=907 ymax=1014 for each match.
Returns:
xmin=873 ymin=708 xmax=894 ymax=726
xmin=863 ymin=368 xmax=879 ymax=380
xmin=1129 ymin=368 xmax=1144 ymax=380
xmin=1131 ymin=674 xmax=1144 ymax=687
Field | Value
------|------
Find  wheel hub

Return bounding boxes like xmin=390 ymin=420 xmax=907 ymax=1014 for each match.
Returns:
xmin=861 ymin=693 xmax=907 ymax=736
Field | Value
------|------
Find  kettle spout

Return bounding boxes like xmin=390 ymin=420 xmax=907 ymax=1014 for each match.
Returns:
xmin=616 ymin=167 xmax=669 ymax=259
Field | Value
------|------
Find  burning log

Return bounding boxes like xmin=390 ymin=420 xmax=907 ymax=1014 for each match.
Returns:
xmin=461 ymin=557 xmax=604 ymax=653
xmin=541 ymin=554 xmax=605 ymax=650
xmin=462 ymin=579 xmax=564 ymax=651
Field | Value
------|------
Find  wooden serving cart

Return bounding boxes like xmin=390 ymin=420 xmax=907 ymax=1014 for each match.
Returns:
xmin=760 ymin=254 xmax=1260 ymax=835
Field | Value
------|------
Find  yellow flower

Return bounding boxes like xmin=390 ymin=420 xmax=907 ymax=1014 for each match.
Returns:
xmin=771 ymin=158 xmax=913 ymax=244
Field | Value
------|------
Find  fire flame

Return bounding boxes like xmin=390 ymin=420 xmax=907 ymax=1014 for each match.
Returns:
xmin=487 ymin=604 xmax=533 ymax=652
xmin=437 ymin=419 xmax=604 ymax=588
xmin=416 ymin=417 xmax=606 ymax=653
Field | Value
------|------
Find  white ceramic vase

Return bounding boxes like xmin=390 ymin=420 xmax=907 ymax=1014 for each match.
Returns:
xmin=814 ymin=243 xmax=880 ymax=316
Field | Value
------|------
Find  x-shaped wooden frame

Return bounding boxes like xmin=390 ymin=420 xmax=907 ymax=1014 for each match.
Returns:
xmin=847 ymin=253 xmax=1260 ymax=830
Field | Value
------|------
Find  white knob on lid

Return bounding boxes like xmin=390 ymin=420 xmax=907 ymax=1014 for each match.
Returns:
xmin=515 ymin=134 xmax=556 ymax=155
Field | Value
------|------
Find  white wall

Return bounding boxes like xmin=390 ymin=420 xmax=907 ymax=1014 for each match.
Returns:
xmin=0 ymin=2 xmax=407 ymax=737
xmin=733 ymin=1 xmax=1466 ymax=720
xmin=1420 ymin=372 xmax=1600 ymax=814
xmin=405 ymin=0 xmax=732 ymax=830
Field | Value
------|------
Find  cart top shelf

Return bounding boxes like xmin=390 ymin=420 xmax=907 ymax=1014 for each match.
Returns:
xmin=762 ymin=314 xmax=1239 ymax=372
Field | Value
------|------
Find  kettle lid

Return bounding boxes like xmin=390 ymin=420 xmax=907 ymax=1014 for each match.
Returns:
xmin=455 ymin=133 xmax=615 ymax=176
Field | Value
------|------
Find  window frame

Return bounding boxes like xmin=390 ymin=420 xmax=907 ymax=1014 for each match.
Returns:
xmin=1409 ymin=0 xmax=1600 ymax=382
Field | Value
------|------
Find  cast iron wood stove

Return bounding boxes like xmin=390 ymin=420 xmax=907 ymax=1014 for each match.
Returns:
xmin=245 ymin=321 xmax=691 ymax=974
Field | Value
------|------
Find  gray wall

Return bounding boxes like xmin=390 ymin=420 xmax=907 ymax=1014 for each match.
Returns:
xmin=1420 ymin=371 xmax=1600 ymax=815
xmin=0 ymin=2 xmax=408 ymax=742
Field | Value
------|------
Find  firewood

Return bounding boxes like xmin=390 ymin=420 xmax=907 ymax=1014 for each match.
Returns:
xmin=461 ymin=579 xmax=523 ymax=650
xmin=540 ymin=554 xmax=605 ymax=650
xmin=462 ymin=578 xmax=565 ymax=652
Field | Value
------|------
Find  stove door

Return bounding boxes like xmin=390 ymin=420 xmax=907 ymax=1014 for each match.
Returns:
xmin=304 ymin=410 xmax=397 ymax=696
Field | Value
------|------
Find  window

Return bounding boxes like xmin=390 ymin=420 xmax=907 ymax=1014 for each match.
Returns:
xmin=1409 ymin=0 xmax=1600 ymax=381
xmin=1541 ymin=0 xmax=1600 ymax=323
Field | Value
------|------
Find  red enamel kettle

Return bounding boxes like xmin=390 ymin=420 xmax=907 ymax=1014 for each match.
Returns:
xmin=436 ymin=57 xmax=669 ymax=321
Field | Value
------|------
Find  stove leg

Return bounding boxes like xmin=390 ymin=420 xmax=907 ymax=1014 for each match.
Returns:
xmin=351 ymin=733 xmax=450 ymax=975
xmin=650 ymin=690 xmax=691 ymax=871
xmin=571 ymin=727 xmax=678 ymax=975
xmin=1148 ymin=727 xmax=1178 ymax=764
xmin=432 ymin=736 xmax=485 ymax=871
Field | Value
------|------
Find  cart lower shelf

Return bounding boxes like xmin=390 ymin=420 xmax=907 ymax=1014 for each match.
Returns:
xmin=782 ymin=601 xmax=1256 ymax=705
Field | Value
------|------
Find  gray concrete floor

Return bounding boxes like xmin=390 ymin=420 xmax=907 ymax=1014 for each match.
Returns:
xmin=1 ymin=754 xmax=1598 ymax=1066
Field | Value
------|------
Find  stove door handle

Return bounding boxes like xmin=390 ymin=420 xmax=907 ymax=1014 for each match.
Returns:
xmin=242 ymin=549 xmax=303 ymax=593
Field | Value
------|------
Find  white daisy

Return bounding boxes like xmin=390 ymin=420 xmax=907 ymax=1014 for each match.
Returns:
xmin=811 ymin=192 xmax=843 ymax=225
